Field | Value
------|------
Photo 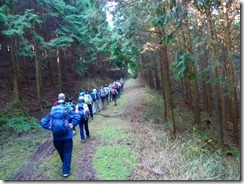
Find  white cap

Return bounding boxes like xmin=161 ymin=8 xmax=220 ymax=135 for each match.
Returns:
xmin=93 ymin=89 xmax=97 ymax=92
xmin=58 ymin=93 xmax=65 ymax=100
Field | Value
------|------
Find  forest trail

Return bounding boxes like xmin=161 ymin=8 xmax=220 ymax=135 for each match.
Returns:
xmin=12 ymin=77 xmax=155 ymax=180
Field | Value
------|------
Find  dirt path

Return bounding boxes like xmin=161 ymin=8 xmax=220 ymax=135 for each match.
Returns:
xmin=11 ymin=77 xmax=148 ymax=180
xmin=12 ymin=139 xmax=55 ymax=180
xmin=73 ymin=78 xmax=147 ymax=180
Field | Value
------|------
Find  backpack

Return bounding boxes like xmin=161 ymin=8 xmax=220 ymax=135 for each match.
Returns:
xmin=65 ymin=102 xmax=75 ymax=111
xmin=77 ymin=102 xmax=86 ymax=120
xmin=91 ymin=92 xmax=97 ymax=101
xmin=111 ymin=89 xmax=116 ymax=95
xmin=84 ymin=94 xmax=93 ymax=104
xmin=78 ymin=91 xmax=85 ymax=97
xmin=115 ymin=83 xmax=119 ymax=89
xmin=49 ymin=105 xmax=69 ymax=136
xmin=77 ymin=102 xmax=89 ymax=120
xmin=100 ymin=89 xmax=106 ymax=97
xmin=104 ymin=87 xmax=110 ymax=95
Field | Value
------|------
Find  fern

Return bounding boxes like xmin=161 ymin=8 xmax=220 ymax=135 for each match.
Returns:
xmin=3 ymin=117 xmax=40 ymax=134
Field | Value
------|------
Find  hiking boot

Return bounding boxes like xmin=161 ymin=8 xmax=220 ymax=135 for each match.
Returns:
xmin=81 ymin=139 xmax=85 ymax=143
xmin=63 ymin=173 xmax=70 ymax=178
xmin=86 ymin=135 xmax=90 ymax=139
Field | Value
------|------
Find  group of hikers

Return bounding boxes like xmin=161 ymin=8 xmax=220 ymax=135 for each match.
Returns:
xmin=40 ymin=78 xmax=124 ymax=178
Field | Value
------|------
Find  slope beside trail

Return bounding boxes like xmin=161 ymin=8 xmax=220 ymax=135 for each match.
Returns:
xmin=12 ymin=77 xmax=159 ymax=180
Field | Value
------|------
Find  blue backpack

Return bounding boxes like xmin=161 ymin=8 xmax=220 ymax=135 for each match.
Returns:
xmin=91 ymin=92 xmax=97 ymax=101
xmin=78 ymin=91 xmax=85 ymax=98
xmin=49 ymin=105 xmax=69 ymax=136
xmin=77 ymin=102 xmax=87 ymax=120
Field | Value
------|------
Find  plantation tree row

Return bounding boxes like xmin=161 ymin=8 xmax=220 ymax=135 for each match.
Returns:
xmin=0 ymin=0 xmax=240 ymax=148
xmin=108 ymin=0 xmax=240 ymax=148
xmin=0 ymin=0 xmax=125 ymax=106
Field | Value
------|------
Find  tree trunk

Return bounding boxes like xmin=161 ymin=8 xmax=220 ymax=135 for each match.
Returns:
xmin=11 ymin=37 xmax=20 ymax=104
xmin=203 ymin=48 xmax=213 ymax=116
xmin=223 ymin=1 xmax=239 ymax=145
xmin=34 ymin=46 xmax=41 ymax=102
xmin=157 ymin=48 xmax=167 ymax=121
xmin=159 ymin=44 xmax=176 ymax=139
xmin=207 ymin=12 xmax=224 ymax=150
xmin=185 ymin=15 xmax=201 ymax=126
xmin=182 ymin=31 xmax=192 ymax=107
xmin=57 ymin=48 xmax=62 ymax=92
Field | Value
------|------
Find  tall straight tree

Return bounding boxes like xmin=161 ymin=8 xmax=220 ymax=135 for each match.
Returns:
xmin=151 ymin=2 xmax=176 ymax=139
xmin=193 ymin=0 xmax=224 ymax=149
xmin=184 ymin=6 xmax=201 ymax=126
xmin=0 ymin=5 xmax=42 ymax=105
xmin=221 ymin=0 xmax=239 ymax=145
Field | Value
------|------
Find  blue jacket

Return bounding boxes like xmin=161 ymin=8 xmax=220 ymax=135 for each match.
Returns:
xmin=91 ymin=91 xmax=100 ymax=100
xmin=96 ymin=91 xmax=100 ymax=99
xmin=40 ymin=103 xmax=81 ymax=140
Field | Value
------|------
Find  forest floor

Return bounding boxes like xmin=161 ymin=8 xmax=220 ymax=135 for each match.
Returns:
xmin=10 ymin=77 xmax=162 ymax=180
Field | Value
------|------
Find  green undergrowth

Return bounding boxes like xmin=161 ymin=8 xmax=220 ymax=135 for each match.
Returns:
xmin=142 ymin=88 xmax=240 ymax=180
xmin=0 ymin=110 xmax=41 ymax=135
xmin=0 ymin=109 xmax=44 ymax=180
xmin=0 ymin=130 xmax=50 ymax=180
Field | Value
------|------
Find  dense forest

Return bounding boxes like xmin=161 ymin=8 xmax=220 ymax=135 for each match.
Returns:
xmin=0 ymin=0 xmax=241 ymax=180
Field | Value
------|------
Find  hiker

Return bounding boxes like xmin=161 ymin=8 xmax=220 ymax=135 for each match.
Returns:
xmin=75 ymin=96 xmax=90 ymax=142
xmin=115 ymin=80 xmax=121 ymax=98
xmin=65 ymin=98 xmax=76 ymax=135
xmin=104 ymin=84 xmax=110 ymax=105
xmin=99 ymin=86 xmax=107 ymax=110
xmin=111 ymin=85 xmax=119 ymax=106
xmin=77 ymin=90 xmax=86 ymax=98
xmin=40 ymin=93 xmax=80 ymax=178
xmin=91 ymin=88 xmax=100 ymax=114
xmin=109 ymin=83 xmax=113 ymax=102
xmin=84 ymin=90 xmax=94 ymax=120
xmin=120 ymin=77 xmax=124 ymax=93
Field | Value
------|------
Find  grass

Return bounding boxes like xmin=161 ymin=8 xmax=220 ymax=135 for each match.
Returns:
xmin=36 ymin=128 xmax=84 ymax=180
xmin=123 ymin=79 xmax=137 ymax=89
xmin=93 ymin=145 xmax=139 ymax=180
xmin=0 ymin=130 xmax=50 ymax=180
xmin=37 ymin=153 xmax=62 ymax=180
xmin=141 ymin=88 xmax=241 ymax=180
xmin=96 ymin=118 xmax=137 ymax=145
xmin=90 ymin=86 xmax=140 ymax=180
